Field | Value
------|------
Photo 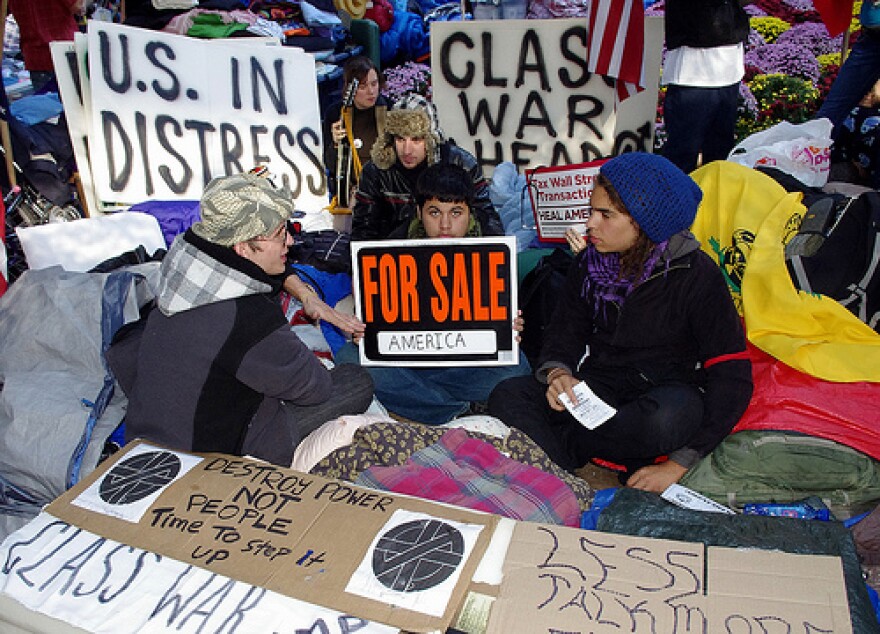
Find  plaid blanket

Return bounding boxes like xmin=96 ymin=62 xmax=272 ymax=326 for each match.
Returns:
xmin=355 ymin=428 xmax=581 ymax=526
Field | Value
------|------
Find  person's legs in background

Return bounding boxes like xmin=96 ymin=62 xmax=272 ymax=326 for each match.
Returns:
xmin=335 ymin=342 xmax=468 ymax=424
xmin=662 ymin=84 xmax=715 ymax=173
xmin=287 ymin=363 xmax=375 ymax=436
xmin=566 ymin=384 xmax=704 ymax=475
xmin=424 ymin=350 xmax=531 ymax=409
xmin=488 ymin=374 xmax=583 ymax=471
xmin=701 ymin=83 xmax=740 ymax=165
xmin=816 ymin=30 xmax=880 ymax=133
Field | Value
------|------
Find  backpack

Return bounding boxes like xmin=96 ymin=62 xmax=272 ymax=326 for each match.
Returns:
xmin=680 ymin=430 xmax=880 ymax=519
xmin=758 ymin=166 xmax=880 ymax=331
xmin=288 ymin=228 xmax=352 ymax=275
xmin=518 ymin=248 xmax=574 ymax=368
xmin=785 ymin=191 xmax=880 ymax=331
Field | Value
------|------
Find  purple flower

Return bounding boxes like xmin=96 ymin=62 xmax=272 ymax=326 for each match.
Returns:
xmin=738 ymin=82 xmax=758 ymax=117
xmin=744 ymin=4 xmax=767 ymax=17
xmin=776 ymin=21 xmax=843 ymax=57
xmin=747 ymin=28 xmax=767 ymax=52
xmin=781 ymin=0 xmax=814 ymax=11
xmin=382 ymin=61 xmax=432 ymax=103
xmin=744 ymin=41 xmax=820 ymax=84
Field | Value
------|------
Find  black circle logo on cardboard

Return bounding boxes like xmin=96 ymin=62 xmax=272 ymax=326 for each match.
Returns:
xmin=372 ymin=519 xmax=465 ymax=592
xmin=99 ymin=451 xmax=182 ymax=505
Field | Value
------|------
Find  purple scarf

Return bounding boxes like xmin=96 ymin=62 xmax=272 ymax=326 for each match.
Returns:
xmin=580 ymin=240 xmax=669 ymax=317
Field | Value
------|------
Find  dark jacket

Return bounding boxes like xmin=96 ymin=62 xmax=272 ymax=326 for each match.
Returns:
xmin=351 ymin=142 xmax=504 ymax=240
xmin=665 ymin=0 xmax=750 ymax=50
xmin=539 ymin=233 xmax=753 ymax=466
xmin=107 ymin=230 xmax=332 ymax=466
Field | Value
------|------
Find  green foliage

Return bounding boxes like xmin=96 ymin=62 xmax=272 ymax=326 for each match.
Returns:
xmin=736 ymin=73 xmax=819 ymax=140
xmin=816 ymin=52 xmax=842 ymax=71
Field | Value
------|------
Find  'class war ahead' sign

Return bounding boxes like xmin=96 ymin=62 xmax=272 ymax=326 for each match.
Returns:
xmin=84 ymin=22 xmax=326 ymax=209
xmin=352 ymin=238 xmax=518 ymax=366
xmin=430 ymin=17 xmax=663 ymax=175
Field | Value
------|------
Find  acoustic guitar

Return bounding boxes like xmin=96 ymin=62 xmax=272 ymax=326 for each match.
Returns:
xmin=334 ymin=77 xmax=360 ymax=210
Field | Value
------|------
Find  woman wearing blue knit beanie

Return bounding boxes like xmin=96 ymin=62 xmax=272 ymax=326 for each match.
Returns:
xmin=489 ymin=152 xmax=753 ymax=493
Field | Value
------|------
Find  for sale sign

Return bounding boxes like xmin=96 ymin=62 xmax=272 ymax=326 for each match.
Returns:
xmin=352 ymin=237 xmax=518 ymax=366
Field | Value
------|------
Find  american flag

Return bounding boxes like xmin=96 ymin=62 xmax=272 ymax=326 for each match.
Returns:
xmin=587 ymin=0 xmax=646 ymax=104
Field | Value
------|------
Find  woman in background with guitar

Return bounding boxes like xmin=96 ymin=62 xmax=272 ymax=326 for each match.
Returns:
xmin=323 ymin=56 xmax=388 ymax=209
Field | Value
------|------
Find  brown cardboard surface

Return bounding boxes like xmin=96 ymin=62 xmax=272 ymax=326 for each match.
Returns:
xmin=487 ymin=521 xmax=852 ymax=633
xmin=707 ymin=546 xmax=851 ymax=632
xmin=45 ymin=441 xmax=497 ymax=633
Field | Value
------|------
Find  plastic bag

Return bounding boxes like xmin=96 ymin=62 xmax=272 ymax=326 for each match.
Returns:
xmin=727 ymin=118 xmax=833 ymax=188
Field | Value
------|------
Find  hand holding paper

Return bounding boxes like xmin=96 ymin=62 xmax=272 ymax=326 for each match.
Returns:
xmin=557 ymin=381 xmax=616 ymax=430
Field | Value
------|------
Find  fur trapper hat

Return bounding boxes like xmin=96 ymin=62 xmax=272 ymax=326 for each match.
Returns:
xmin=370 ymin=95 xmax=443 ymax=170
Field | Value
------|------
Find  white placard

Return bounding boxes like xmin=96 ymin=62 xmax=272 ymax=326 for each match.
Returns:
xmin=346 ymin=509 xmax=484 ymax=617
xmin=661 ymin=483 xmax=736 ymax=515
xmin=558 ymin=380 xmax=616 ymax=430
xmin=0 ymin=513 xmax=396 ymax=634
xmin=80 ymin=22 xmax=329 ymax=221
xmin=430 ymin=17 xmax=664 ymax=175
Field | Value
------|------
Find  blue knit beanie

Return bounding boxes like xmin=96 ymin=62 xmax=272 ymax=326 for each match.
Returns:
xmin=599 ymin=153 xmax=703 ymax=243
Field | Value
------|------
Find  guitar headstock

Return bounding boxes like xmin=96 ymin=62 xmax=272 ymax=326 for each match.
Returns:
xmin=342 ymin=77 xmax=360 ymax=108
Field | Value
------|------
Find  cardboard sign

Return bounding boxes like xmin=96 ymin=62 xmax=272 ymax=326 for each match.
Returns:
xmin=0 ymin=513 xmax=396 ymax=634
xmin=526 ymin=159 xmax=604 ymax=242
xmin=430 ymin=17 xmax=664 ymax=175
xmin=54 ymin=22 xmax=330 ymax=221
xmin=43 ymin=442 xmax=498 ymax=633
xmin=351 ymin=237 xmax=518 ymax=366
xmin=487 ymin=522 xmax=852 ymax=633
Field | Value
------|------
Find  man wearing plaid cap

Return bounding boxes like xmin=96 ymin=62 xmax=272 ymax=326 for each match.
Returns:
xmin=108 ymin=173 xmax=374 ymax=466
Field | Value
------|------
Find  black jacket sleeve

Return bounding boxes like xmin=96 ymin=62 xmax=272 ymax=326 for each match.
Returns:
xmin=670 ymin=253 xmax=753 ymax=467
xmin=536 ymin=252 xmax=594 ymax=376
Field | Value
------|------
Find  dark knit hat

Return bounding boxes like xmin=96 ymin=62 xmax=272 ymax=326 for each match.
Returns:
xmin=192 ymin=172 xmax=293 ymax=246
xmin=599 ymin=153 xmax=703 ymax=243
xmin=370 ymin=94 xmax=443 ymax=169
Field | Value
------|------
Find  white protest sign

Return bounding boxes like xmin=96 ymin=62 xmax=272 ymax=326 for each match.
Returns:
xmin=430 ymin=17 xmax=664 ymax=174
xmin=0 ymin=513 xmax=397 ymax=634
xmin=51 ymin=36 xmax=100 ymax=215
xmin=84 ymin=22 xmax=329 ymax=219
xmin=526 ymin=159 xmax=604 ymax=241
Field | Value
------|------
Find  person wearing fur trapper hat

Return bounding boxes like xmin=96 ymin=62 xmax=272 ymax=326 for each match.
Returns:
xmin=352 ymin=94 xmax=504 ymax=240
xmin=489 ymin=152 xmax=753 ymax=495
xmin=107 ymin=172 xmax=374 ymax=470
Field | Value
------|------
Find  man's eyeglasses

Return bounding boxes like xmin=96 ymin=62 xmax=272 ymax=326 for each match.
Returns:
xmin=253 ymin=225 xmax=289 ymax=244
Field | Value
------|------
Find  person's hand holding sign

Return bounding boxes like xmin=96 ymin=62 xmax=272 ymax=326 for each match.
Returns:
xmin=565 ymin=227 xmax=587 ymax=254
xmin=513 ymin=309 xmax=524 ymax=343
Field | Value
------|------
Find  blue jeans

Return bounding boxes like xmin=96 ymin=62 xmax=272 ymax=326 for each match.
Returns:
xmin=816 ymin=30 xmax=880 ymax=134
xmin=335 ymin=342 xmax=531 ymax=425
xmin=663 ymin=83 xmax=740 ymax=173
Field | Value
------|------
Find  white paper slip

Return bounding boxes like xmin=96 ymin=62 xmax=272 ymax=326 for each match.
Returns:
xmin=661 ymin=483 xmax=736 ymax=515
xmin=558 ymin=381 xmax=616 ymax=430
